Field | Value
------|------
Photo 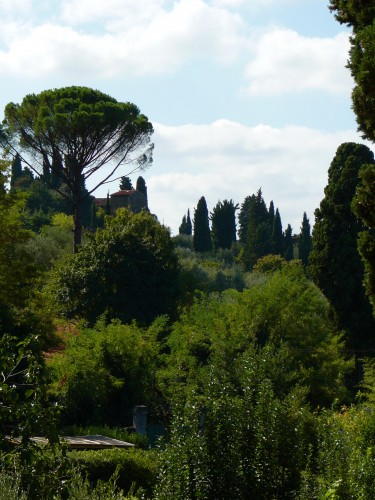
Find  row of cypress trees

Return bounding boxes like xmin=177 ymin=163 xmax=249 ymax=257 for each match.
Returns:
xmin=179 ymin=190 xmax=312 ymax=271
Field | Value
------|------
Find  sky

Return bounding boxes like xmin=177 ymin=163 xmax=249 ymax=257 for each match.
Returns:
xmin=0 ymin=0 xmax=371 ymax=235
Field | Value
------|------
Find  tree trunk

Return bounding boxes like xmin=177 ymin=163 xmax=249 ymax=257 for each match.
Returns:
xmin=73 ymin=198 xmax=82 ymax=254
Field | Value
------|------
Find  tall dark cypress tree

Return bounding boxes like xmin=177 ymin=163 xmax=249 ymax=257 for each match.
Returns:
xmin=10 ymin=153 xmax=22 ymax=189
xmin=193 ymin=196 xmax=212 ymax=252
xmin=105 ymin=192 xmax=111 ymax=216
xmin=329 ymin=1 xmax=375 ymax=318
xmin=211 ymin=199 xmax=238 ymax=250
xmin=271 ymin=208 xmax=284 ymax=255
xmin=284 ymin=224 xmax=294 ymax=261
xmin=309 ymin=142 xmax=375 ymax=351
xmin=136 ymin=176 xmax=148 ymax=209
xmin=90 ymin=199 xmax=98 ymax=231
xmin=179 ymin=215 xmax=188 ymax=235
xmin=179 ymin=210 xmax=193 ymax=236
xmin=268 ymin=200 xmax=275 ymax=231
xmin=240 ymin=189 xmax=271 ymax=270
xmin=238 ymin=195 xmax=252 ymax=244
xmin=299 ymin=212 xmax=312 ymax=268
xmin=186 ymin=209 xmax=192 ymax=236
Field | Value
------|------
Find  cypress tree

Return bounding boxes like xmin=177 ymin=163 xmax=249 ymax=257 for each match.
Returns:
xmin=271 ymin=208 xmax=284 ymax=255
xmin=179 ymin=215 xmax=188 ymax=235
xmin=186 ymin=209 xmax=192 ymax=236
xmin=105 ymin=192 xmax=111 ymax=216
xmin=211 ymin=199 xmax=238 ymax=250
xmin=309 ymin=142 xmax=375 ymax=350
xmin=353 ymin=165 xmax=375 ymax=314
xmin=240 ymin=189 xmax=271 ymax=270
xmin=90 ymin=199 xmax=98 ymax=231
xmin=193 ymin=196 xmax=212 ymax=252
xmin=299 ymin=212 xmax=312 ymax=268
xmin=179 ymin=209 xmax=193 ymax=236
xmin=136 ymin=176 xmax=148 ymax=209
xmin=268 ymin=200 xmax=275 ymax=232
xmin=10 ymin=153 xmax=23 ymax=189
xmin=284 ymin=224 xmax=294 ymax=261
xmin=330 ymin=1 xmax=375 ymax=316
xmin=238 ymin=195 xmax=252 ymax=244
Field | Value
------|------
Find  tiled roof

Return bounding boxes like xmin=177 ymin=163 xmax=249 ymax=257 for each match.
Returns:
xmin=111 ymin=190 xmax=137 ymax=196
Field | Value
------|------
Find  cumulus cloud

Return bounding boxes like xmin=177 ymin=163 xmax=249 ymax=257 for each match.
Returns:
xmin=211 ymin=0 xmax=296 ymax=6
xmin=60 ymin=0 xmax=165 ymax=30
xmin=0 ymin=0 xmax=32 ymax=14
xmin=0 ymin=0 xmax=245 ymax=78
xmin=244 ymin=28 xmax=352 ymax=96
xmin=132 ymin=121 xmax=368 ymax=235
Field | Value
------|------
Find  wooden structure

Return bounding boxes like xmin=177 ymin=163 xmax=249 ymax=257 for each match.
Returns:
xmin=8 ymin=435 xmax=135 ymax=450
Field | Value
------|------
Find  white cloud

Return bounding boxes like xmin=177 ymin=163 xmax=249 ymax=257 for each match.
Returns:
xmin=210 ymin=0 xmax=296 ymax=6
xmin=60 ymin=0 xmax=165 ymax=30
xmin=127 ymin=120 xmax=370 ymax=235
xmin=0 ymin=0 xmax=32 ymax=14
xmin=0 ymin=0 xmax=245 ymax=78
xmin=244 ymin=28 xmax=352 ymax=96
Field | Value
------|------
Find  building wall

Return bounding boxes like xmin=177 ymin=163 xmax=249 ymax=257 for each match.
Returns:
xmin=110 ymin=190 xmax=147 ymax=214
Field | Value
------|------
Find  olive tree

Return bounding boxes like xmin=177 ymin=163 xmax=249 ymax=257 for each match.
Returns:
xmin=2 ymin=86 xmax=154 ymax=252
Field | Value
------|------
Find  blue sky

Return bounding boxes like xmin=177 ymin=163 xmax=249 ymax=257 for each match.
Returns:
xmin=0 ymin=0 xmax=370 ymax=234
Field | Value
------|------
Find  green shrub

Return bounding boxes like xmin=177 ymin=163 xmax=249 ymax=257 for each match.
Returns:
xmin=49 ymin=316 xmax=168 ymax=427
xmin=298 ymin=406 xmax=375 ymax=499
xmin=0 ymin=469 xmax=27 ymax=500
xmin=69 ymin=448 xmax=159 ymax=497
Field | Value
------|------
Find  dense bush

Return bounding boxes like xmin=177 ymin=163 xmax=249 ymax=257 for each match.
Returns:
xmin=161 ymin=261 xmax=351 ymax=407
xmin=49 ymin=316 xmax=168 ymax=427
xmin=69 ymin=448 xmax=158 ymax=497
xmin=154 ymin=261 xmax=353 ymax=498
xmin=298 ymin=406 xmax=375 ymax=499
xmin=48 ymin=209 xmax=180 ymax=325
xmin=155 ymin=345 xmax=314 ymax=499
xmin=0 ymin=450 xmax=153 ymax=499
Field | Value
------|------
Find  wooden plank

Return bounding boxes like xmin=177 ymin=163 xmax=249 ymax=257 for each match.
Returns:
xmin=6 ymin=435 xmax=135 ymax=449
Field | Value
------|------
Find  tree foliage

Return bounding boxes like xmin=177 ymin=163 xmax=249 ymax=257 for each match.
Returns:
xmin=299 ymin=212 xmax=312 ymax=268
xmin=193 ymin=197 xmax=212 ymax=252
xmin=329 ymin=0 xmax=375 ymax=143
xmin=119 ymin=176 xmax=133 ymax=190
xmin=271 ymin=207 xmax=283 ymax=255
xmin=352 ymin=164 xmax=375 ymax=314
xmin=329 ymin=0 xmax=375 ymax=318
xmin=155 ymin=262 xmax=351 ymax=498
xmin=309 ymin=142 xmax=375 ymax=350
xmin=283 ymin=224 xmax=294 ymax=261
xmin=0 ymin=163 xmax=57 ymax=461
xmin=179 ymin=209 xmax=192 ymax=236
xmin=49 ymin=208 xmax=180 ymax=325
xmin=136 ymin=175 xmax=148 ymax=209
xmin=2 ymin=86 xmax=154 ymax=252
xmin=239 ymin=189 xmax=272 ymax=270
xmin=49 ymin=316 xmax=167 ymax=426
xmin=210 ymin=199 xmax=237 ymax=250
